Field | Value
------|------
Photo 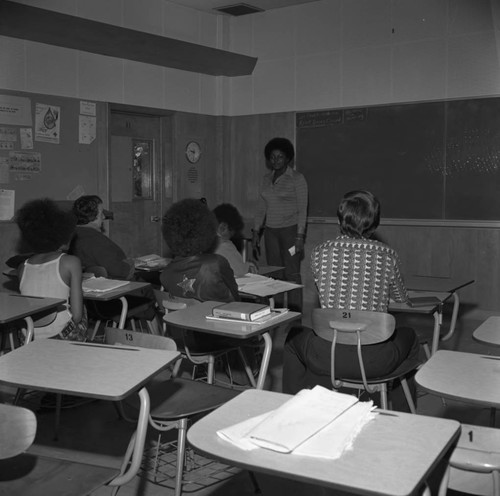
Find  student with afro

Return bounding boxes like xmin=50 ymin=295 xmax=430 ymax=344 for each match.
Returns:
xmin=16 ymin=198 xmax=87 ymax=340
xmin=161 ymin=198 xmax=239 ymax=304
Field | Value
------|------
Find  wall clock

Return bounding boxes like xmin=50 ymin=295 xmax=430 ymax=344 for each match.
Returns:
xmin=185 ymin=141 xmax=201 ymax=163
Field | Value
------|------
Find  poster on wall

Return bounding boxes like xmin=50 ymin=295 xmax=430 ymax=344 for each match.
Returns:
xmin=0 ymin=95 xmax=32 ymax=126
xmin=35 ymin=103 xmax=60 ymax=144
xmin=79 ymin=115 xmax=96 ymax=144
xmin=0 ymin=189 xmax=15 ymax=221
xmin=9 ymin=151 xmax=41 ymax=173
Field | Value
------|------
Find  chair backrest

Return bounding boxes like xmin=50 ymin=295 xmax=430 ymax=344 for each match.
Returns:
xmin=104 ymin=327 xmax=177 ymax=352
xmin=153 ymin=289 xmax=200 ymax=313
xmin=0 ymin=404 xmax=37 ymax=459
xmin=441 ymin=423 xmax=500 ymax=496
xmin=312 ymin=308 xmax=395 ymax=346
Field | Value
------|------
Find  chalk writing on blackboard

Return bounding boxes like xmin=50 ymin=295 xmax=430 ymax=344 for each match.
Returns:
xmin=344 ymin=108 xmax=367 ymax=122
xmin=296 ymin=110 xmax=343 ymax=129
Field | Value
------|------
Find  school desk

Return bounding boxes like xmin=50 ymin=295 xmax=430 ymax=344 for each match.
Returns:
xmin=187 ymin=389 xmax=460 ymax=496
xmin=0 ymin=293 xmax=65 ymax=343
xmin=162 ymin=300 xmax=301 ymax=390
xmin=405 ymin=276 xmax=475 ymax=342
xmin=0 ymin=339 xmax=180 ymax=487
xmin=388 ymin=290 xmax=452 ymax=356
xmin=472 ymin=316 xmax=500 ymax=346
xmin=82 ymin=280 xmax=151 ymax=329
xmin=416 ymin=350 xmax=500 ymax=415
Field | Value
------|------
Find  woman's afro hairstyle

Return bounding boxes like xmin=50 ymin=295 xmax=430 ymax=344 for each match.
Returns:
xmin=16 ymin=198 xmax=77 ymax=253
xmin=337 ymin=190 xmax=381 ymax=239
xmin=264 ymin=137 xmax=295 ymax=162
xmin=162 ymin=198 xmax=218 ymax=257
xmin=213 ymin=203 xmax=244 ymax=233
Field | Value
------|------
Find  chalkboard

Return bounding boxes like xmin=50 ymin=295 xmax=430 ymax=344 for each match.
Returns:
xmin=0 ymin=90 xmax=105 ymax=219
xmin=296 ymin=97 xmax=500 ymax=220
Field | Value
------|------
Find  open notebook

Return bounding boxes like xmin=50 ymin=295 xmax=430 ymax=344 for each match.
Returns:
xmin=217 ymin=386 xmax=376 ymax=460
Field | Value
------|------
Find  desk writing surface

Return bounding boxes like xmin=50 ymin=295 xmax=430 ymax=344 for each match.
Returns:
xmin=188 ymin=389 xmax=460 ymax=496
xmin=473 ymin=316 xmax=500 ymax=346
xmin=163 ymin=301 xmax=301 ymax=339
xmin=416 ymin=350 xmax=500 ymax=408
xmin=388 ymin=291 xmax=451 ymax=314
xmin=0 ymin=339 xmax=179 ymax=400
xmin=405 ymin=276 xmax=475 ymax=293
xmin=0 ymin=293 xmax=64 ymax=324
xmin=82 ymin=281 xmax=151 ymax=301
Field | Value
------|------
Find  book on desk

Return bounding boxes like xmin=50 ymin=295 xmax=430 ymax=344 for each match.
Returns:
xmin=212 ymin=302 xmax=271 ymax=321
xmin=206 ymin=308 xmax=289 ymax=325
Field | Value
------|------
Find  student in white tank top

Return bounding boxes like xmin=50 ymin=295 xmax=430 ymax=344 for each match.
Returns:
xmin=16 ymin=199 xmax=85 ymax=340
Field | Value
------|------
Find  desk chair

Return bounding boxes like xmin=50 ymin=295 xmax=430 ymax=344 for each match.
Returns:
xmin=312 ymin=308 xmax=418 ymax=412
xmin=85 ymin=266 xmax=156 ymax=340
xmin=438 ymin=424 xmax=500 ymax=496
xmin=0 ymin=404 xmax=36 ymax=459
xmin=154 ymin=290 xmax=256 ymax=387
xmin=104 ymin=327 xmax=241 ymax=496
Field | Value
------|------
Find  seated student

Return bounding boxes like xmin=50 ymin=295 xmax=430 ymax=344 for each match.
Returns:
xmin=69 ymin=194 xmax=157 ymax=326
xmin=70 ymin=195 xmax=134 ymax=280
xmin=213 ymin=203 xmax=258 ymax=277
xmin=282 ymin=190 xmax=420 ymax=410
xmin=16 ymin=198 xmax=87 ymax=341
xmin=160 ymin=198 xmax=246 ymax=351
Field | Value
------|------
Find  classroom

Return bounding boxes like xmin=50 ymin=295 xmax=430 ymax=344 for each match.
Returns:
xmin=1 ymin=0 xmax=500 ymax=495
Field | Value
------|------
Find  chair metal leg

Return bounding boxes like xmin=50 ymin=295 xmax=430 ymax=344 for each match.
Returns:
xmin=207 ymin=356 xmax=215 ymax=384
xmin=248 ymin=471 xmax=262 ymax=494
xmin=490 ymin=407 xmax=497 ymax=427
xmin=175 ymin=418 xmax=188 ymax=496
xmin=400 ymin=378 xmax=416 ymax=414
xmin=379 ymin=384 xmax=389 ymax=410
xmin=54 ymin=394 xmax=62 ymax=441
xmin=237 ymin=348 xmax=257 ymax=388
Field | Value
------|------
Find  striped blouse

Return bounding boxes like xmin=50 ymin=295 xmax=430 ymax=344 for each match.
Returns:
xmin=311 ymin=235 xmax=409 ymax=312
xmin=254 ymin=166 xmax=308 ymax=235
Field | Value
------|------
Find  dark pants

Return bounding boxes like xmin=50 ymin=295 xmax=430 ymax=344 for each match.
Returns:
xmin=282 ymin=325 xmax=420 ymax=411
xmin=264 ymin=225 xmax=303 ymax=312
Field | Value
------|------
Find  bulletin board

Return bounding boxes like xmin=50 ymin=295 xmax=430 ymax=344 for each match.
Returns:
xmin=0 ymin=90 xmax=106 ymax=220
xmin=296 ymin=97 xmax=500 ymax=221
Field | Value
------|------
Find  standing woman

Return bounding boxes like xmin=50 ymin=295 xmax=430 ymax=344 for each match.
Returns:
xmin=252 ymin=137 xmax=308 ymax=311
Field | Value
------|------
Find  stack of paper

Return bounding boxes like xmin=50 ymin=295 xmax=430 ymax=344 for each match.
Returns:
xmin=217 ymin=386 xmax=375 ymax=460
xmin=82 ymin=277 xmax=130 ymax=293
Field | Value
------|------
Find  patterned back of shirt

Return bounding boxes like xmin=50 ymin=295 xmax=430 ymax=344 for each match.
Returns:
xmin=311 ymin=237 xmax=407 ymax=312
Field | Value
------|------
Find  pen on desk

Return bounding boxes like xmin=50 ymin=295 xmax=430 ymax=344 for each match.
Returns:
xmin=9 ymin=294 xmax=45 ymax=299
xmin=480 ymin=355 xmax=500 ymax=361
xmin=70 ymin=343 xmax=139 ymax=351
xmin=376 ymin=410 xmax=399 ymax=417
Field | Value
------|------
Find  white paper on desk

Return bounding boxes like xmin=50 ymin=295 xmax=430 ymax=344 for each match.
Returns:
xmin=82 ymin=277 xmax=129 ymax=293
xmin=217 ymin=411 xmax=273 ymax=451
xmin=247 ymin=386 xmax=359 ymax=453
xmin=217 ymin=386 xmax=375 ymax=459
xmin=236 ymin=274 xmax=302 ymax=297
xmin=293 ymin=401 xmax=376 ymax=459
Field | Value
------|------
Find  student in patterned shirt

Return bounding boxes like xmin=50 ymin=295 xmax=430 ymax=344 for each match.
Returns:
xmin=282 ymin=190 xmax=420 ymax=410
xmin=252 ymin=137 xmax=308 ymax=311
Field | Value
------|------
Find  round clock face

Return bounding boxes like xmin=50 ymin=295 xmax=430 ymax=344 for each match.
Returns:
xmin=185 ymin=141 xmax=201 ymax=163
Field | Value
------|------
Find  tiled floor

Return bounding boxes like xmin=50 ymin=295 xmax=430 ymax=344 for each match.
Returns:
xmin=2 ymin=307 xmax=499 ymax=496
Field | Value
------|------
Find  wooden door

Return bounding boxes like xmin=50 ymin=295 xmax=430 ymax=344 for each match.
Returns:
xmin=109 ymin=111 xmax=165 ymax=258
